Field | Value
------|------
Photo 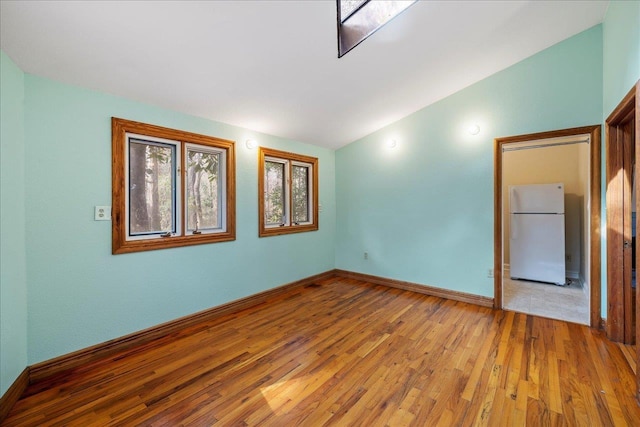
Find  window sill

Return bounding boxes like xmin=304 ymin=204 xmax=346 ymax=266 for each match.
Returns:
xmin=258 ymin=224 xmax=318 ymax=238
xmin=112 ymin=231 xmax=236 ymax=254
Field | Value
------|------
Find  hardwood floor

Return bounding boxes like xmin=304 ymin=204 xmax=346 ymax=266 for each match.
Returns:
xmin=3 ymin=276 xmax=640 ymax=426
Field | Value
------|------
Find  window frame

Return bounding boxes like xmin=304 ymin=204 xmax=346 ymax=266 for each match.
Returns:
xmin=112 ymin=117 xmax=236 ymax=254
xmin=258 ymin=147 xmax=318 ymax=237
xmin=336 ymin=0 xmax=417 ymax=57
xmin=125 ymin=134 xmax=181 ymax=240
xmin=340 ymin=0 xmax=369 ymax=23
xmin=184 ymin=143 xmax=227 ymax=235
xmin=263 ymin=157 xmax=289 ymax=227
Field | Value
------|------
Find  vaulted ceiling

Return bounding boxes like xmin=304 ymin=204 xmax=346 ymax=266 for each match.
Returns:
xmin=0 ymin=1 xmax=609 ymax=149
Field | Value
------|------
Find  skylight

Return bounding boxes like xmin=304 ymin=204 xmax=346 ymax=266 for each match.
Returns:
xmin=340 ymin=0 xmax=368 ymax=23
xmin=337 ymin=0 xmax=417 ymax=57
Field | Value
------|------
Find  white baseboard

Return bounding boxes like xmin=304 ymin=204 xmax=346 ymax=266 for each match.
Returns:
xmin=567 ymin=270 xmax=579 ymax=280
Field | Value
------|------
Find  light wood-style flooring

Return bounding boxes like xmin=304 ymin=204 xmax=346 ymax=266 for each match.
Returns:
xmin=3 ymin=276 xmax=640 ymax=426
xmin=503 ymin=276 xmax=590 ymax=325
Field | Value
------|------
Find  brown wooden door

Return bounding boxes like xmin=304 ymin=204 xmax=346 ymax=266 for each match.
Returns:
xmin=622 ymin=119 xmax=636 ymax=344
xmin=606 ymin=84 xmax=638 ymax=346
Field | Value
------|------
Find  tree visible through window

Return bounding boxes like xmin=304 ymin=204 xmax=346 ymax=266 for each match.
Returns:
xmin=265 ymin=160 xmax=285 ymax=225
xmin=112 ymin=118 xmax=235 ymax=254
xmin=186 ymin=147 xmax=221 ymax=232
xmin=258 ymin=147 xmax=318 ymax=237
xmin=292 ymin=165 xmax=309 ymax=224
xmin=129 ymin=139 xmax=175 ymax=235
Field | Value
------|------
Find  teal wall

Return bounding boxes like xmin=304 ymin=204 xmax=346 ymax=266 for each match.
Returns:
xmin=2 ymin=3 xmax=640 ymax=399
xmin=335 ymin=26 xmax=603 ymax=297
xmin=601 ymin=1 xmax=640 ymax=315
xmin=603 ymin=0 xmax=640 ymax=117
xmin=23 ymin=76 xmax=336 ymax=364
xmin=0 ymin=52 xmax=28 ymax=395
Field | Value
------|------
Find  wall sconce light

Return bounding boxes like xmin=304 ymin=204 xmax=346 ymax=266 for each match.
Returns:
xmin=387 ymin=139 xmax=397 ymax=148
xmin=245 ymin=139 xmax=257 ymax=149
xmin=468 ymin=124 xmax=480 ymax=135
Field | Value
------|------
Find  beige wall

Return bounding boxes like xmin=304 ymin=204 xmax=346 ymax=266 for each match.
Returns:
xmin=503 ymin=142 xmax=590 ymax=284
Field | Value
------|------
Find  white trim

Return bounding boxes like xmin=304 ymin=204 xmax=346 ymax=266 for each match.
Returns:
xmin=184 ymin=143 xmax=227 ymax=234
xmin=291 ymin=161 xmax=313 ymax=226
xmin=125 ymin=133 xmax=181 ymax=241
xmin=264 ymin=156 xmax=290 ymax=228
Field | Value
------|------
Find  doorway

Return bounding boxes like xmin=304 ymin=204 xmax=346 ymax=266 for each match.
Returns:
xmin=502 ymin=140 xmax=589 ymax=323
xmin=494 ymin=125 xmax=602 ymax=327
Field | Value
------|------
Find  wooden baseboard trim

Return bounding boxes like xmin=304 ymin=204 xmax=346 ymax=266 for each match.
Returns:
xmin=29 ymin=270 xmax=337 ymax=384
xmin=13 ymin=267 xmax=489 ymax=414
xmin=334 ymin=269 xmax=494 ymax=308
xmin=0 ymin=367 xmax=30 ymax=422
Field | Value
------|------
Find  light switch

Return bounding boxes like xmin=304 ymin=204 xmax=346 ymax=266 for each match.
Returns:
xmin=95 ymin=206 xmax=111 ymax=221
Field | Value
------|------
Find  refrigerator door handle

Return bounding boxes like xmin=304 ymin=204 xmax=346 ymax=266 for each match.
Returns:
xmin=511 ymin=215 xmax=517 ymax=240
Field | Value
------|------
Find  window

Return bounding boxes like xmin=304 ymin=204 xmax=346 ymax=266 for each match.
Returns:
xmin=336 ymin=0 xmax=417 ymax=57
xmin=112 ymin=118 xmax=235 ymax=254
xmin=258 ymin=147 xmax=318 ymax=237
xmin=340 ymin=0 xmax=368 ymax=22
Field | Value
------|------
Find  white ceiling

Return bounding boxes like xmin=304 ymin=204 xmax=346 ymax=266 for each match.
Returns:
xmin=0 ymin=1 xmax=609 ymax=149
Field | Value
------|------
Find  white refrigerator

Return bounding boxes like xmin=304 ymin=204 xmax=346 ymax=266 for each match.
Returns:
xmin=509 ymin=183 xmax=566 ymax=285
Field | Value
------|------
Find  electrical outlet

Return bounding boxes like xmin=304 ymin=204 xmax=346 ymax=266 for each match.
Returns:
xmin=364 ymin=252 xmax=368 ymax=260
xmin=95 ymin=206 xmax=111 ymax=221
xmin=487 ymin=269 xmax=494 ymax=278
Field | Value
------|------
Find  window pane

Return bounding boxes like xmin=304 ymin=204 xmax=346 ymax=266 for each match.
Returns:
xmin=338 ymin=0 xmax=417 ymax=57
xmin=265 ymin=161 xmax=285 ymax=225
xmin=129 ymin=139 xmax=175 ymax=235
xmin=340 ymin=0 xmax=368 ymax=22
xmin=292 ymin=165 xmax=309 ymax=223
xmin=187 ymin=149 xmax=220 ymax=231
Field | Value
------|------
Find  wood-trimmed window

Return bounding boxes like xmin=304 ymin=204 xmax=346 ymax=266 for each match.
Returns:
xmin=112 ymin=117 xmax=235 ymax=254
xmin=258 ymin=147 xmax=318 ymax=237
